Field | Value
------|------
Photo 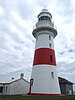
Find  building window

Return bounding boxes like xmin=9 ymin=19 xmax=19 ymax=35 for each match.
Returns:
xmin=67 ymin=91 xmax=69 ymax=94
xmin=50 ymin=55 xmax=53 ymax=62
xmin=51 ymin=72 xmax=54 ymax=79
xmin=6 ymin=86 xmax=8 ymax=93
xmin=0 ymin=87 xmax=3 ymax=93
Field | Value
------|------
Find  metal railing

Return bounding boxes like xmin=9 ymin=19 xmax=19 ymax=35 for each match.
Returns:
xmin=33 ymin=20 xmax=57 ymax=30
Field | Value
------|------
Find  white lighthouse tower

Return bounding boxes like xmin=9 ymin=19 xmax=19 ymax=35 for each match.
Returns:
xmin=29 ymin=9 xmax=61 ymax=96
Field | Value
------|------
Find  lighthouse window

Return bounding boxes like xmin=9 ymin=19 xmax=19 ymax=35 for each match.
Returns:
xmin=50 ymin=55 xmax=53 ymax=62
xmin=39 ymin=16 xmax=51 ymax=21
xmin=51 ymin=72 xmax=54 ymax=79
xmin=49 ymin=36 xmax=51 ymax=40
xmin=36 ymin=36 xmax=38 ymax=41
xmin=49 ymin=43 xmax=51 ymax=48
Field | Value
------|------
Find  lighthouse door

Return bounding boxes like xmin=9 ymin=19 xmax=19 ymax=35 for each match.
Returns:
xmin=29 ymin=78 xmax=34 ymax=94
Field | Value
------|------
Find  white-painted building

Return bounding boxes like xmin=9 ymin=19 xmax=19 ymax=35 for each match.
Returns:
xmin=0 ymin=73 xmax=29 ymax=95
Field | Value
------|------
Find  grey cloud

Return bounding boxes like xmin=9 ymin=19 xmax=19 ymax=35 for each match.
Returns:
xmin=55 ymin=0 xmax=74 ymax=25
xmin=56 ymin=0 xmax=73 ymax=16
xmin=0 ymin=67 xmax=32 ymax=82
xmin=35 ymin=0 xmax=55 ymax=8
xmin=0 ymin=0 xmax=6 ymax=7
xmin=18 ymin=1 xmax=34 ymax=20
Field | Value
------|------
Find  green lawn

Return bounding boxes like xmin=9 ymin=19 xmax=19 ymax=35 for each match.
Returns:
xmin=0 ymin=95 xmax=75 ymax=100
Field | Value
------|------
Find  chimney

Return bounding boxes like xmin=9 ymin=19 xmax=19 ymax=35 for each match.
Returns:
xmin=11 ymin=78 xmax=14 ymax=80
xmin=20 ymin=73 xmax=24 ymax=79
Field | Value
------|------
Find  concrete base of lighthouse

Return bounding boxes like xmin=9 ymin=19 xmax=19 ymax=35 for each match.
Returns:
xmin=29 ymin=65 xmax=61 ymax=96
xmin=28 ymin=93 xmax=61 ymax=96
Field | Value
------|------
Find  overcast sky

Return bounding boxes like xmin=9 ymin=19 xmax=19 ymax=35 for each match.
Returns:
xmin=0 ymin=0 xmax=75 ymax=90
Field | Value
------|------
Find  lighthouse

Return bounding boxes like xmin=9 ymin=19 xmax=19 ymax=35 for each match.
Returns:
xmin=29 ymin=9 xmax=61 ymax=96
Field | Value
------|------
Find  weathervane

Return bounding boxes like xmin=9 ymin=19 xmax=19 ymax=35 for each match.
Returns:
xmin=44 ymin=5 xmax=46 ymax=9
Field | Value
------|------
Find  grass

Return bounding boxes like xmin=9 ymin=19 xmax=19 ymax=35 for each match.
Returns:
xmin=0 ymin=95 xmax=75 ymax=100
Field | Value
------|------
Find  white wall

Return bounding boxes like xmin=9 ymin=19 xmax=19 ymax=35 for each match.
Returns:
xmin=31 ymin=65 xmax=60 ymax=94
xmin=35 ymin=33 xmax=54 ymax=49
xmin=9 ymin=79 xmax=29 ymax=95
xmin=3 ymin=79 xmax=29 ymax=95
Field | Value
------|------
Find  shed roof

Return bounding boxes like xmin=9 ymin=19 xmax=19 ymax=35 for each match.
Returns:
xmin=58 ymin=77 xmax=74 ymax=84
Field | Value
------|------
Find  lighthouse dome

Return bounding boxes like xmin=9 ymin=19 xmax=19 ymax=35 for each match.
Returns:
xmin=32 ymin=9 xmax=57 ymax=38
xmin=38 ymin=9 xmax=52 ymax=22
xmin=42 ymin=8 xmax=48 ymax=12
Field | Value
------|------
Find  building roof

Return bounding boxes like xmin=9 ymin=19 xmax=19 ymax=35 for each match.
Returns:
xmin=0 ymin=73 xmax=29 ymax=85
xmin=58 ymin=77 xmax=74 ymax=84
xmin=0 ymin=78 xmax=29 ymax=85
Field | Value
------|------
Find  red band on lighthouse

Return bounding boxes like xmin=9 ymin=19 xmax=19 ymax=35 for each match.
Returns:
xmin=33 ymin=48 xmax=56 ymax=66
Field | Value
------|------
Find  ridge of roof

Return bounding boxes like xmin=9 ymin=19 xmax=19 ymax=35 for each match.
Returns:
xmin=0 ymin=78 xmax=29 ymax=84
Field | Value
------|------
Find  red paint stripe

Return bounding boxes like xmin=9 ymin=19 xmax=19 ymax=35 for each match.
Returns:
xmin=28 ymin=93 xmax=61 ymax=96
xmin=33 ymin=48 xmax=56 ymax=66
